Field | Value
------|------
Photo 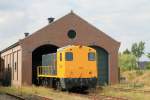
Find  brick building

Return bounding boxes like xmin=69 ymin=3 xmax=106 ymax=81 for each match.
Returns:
xmin=0 ymin=12 xmax=120 ymax=86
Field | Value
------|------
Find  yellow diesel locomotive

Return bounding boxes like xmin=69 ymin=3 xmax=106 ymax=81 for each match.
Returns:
xmin=37 ymin=45 xmax=97 ymax=90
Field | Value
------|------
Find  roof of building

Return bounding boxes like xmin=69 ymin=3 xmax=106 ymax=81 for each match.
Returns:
xmin=0 ymin=41 xmax=19 ymax=54
xmin=0 ymin=11 xmax=120 ymax=54
xmin=24 ymin=11 xmax=120 ymax=44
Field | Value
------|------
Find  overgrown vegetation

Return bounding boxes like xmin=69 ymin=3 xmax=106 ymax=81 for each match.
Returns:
xmin=131 ymin=41 xmax=145 ymax=67
xmin=120 ymin=70 xmax=150 ymax=87
xmin=119 ymin=41 xmax=150 ymax=71
xmin=0 ymin=86 xmax=89 ymax=100
xmin=119 ymin=53 xmax=136 ymax=71
xmin=105 ymin=70 xmax=150 ymax=100
xmin=117 ymin=41 xmax=150 ymax=99
xmin=145 ymin=62 xmax=150 ymax=69
xmin=101 ymin=86 xmax=150 ymax=100
xmin=147 ymin=53 xmax=150 ymax=59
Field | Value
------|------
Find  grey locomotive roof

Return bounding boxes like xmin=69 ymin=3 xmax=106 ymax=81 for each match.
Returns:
xmin=57 ymin=45 xmax=73 ymax=52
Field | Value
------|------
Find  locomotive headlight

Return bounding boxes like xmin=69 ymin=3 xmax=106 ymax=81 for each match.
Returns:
xmin=89 ymin=72 xmax=92 ymax=74
xmin=70 ymin=71 xmax=73 ymax=74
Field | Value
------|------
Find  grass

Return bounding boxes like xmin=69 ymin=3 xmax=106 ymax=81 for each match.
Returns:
xmin=96 ymin=86 xmax=150 ymax=100
xmin=121 ymin=70 xmax=150 ymax=88
xmin=0 ymin=86 xmax=90 ymax=100
xmin=99 ymin=70 xmax=150 ymax=100
xmin=1 ymin=85 xmax=150 ymax=100
xmin=99 ymin=86 xmax=150 ymax=100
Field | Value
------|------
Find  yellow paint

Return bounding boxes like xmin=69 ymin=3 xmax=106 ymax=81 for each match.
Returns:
xmin=37 ymin=45 xmax=97 ymax=79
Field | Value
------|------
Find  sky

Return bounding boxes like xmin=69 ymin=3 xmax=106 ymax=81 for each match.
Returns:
xmin=0 ymin=0 xmax=149 ymax=61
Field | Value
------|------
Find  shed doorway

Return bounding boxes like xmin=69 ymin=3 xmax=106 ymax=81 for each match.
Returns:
xmin=90 ymin=46 xmax=109 ymax=85
xmin=32 ymin=44 xmax=59 ymax=85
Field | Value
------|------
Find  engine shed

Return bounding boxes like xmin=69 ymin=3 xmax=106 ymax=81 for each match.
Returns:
xmin=0 ymin=11 xmax=120 ymax=86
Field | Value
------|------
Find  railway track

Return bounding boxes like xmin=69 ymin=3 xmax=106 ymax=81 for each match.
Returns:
xmin=5 ymin=93 xmax=53 ymax=100
xmin=110 ymin=87 xmax=150 ymax=94
xmin=5 ymin=92 xmax=128 ymax=100
xmin=89 ymin=94 xmax=128 ymax=100
xmin=34 ymin=94 xmax=53 ymax=100
xmin=5 ymin=88 xmax=139 ymax=100
xmin=69 ymin=91 xmax=128 ymax=100
xmin=5 ymin=93 xmax=25 ymax=100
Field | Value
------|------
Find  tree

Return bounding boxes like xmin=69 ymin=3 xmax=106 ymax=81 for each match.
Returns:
xmin=147 ymin=53 xmax=150 ymax=59
xmin=123 ymin=49 xmax=131 ymax=54
xmin=146 ymin=53 xmax=150 ymax=69
xmin=131 ymin=41 xmax=145 ymax=68
xmin=119 ymin=53 xmax=137 ymax=71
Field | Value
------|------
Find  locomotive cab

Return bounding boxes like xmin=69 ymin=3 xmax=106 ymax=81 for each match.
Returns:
xmin=56 ymin=45 xmax=97 ymax=90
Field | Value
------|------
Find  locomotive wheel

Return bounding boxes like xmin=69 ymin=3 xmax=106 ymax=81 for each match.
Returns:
xmin=42 ymin=79 xmax=45 ymax=86
xmin=56 ymin=81 xmax=63 ymax=91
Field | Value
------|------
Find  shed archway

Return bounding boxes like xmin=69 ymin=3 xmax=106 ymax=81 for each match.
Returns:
xmin=89 ymin=46 xmax=109 ymax=85
xmin=32 ymin=44 xmax=59 ymax=85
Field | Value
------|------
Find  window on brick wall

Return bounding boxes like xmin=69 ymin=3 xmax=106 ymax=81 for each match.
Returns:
xmin=8 ymin=64 xmax=10 ymax=71
xmin=14 ymin=62 xmax=17 ymax=71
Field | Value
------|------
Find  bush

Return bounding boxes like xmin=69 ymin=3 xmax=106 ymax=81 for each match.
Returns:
xmin=119 ymin=54 xmax=137 ymax=71
xmin=136 ymin=70 xmax=144 ymax=76
xmin=146 ymin=62 xmax=150 ymax=70
xmin=129 ymin=83 xmax=144 ymax=88
xmin=128 ymin=72 xmax=135 ymax=81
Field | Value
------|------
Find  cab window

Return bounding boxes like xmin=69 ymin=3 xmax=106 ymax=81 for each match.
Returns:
xmin=65 ymin=52 xmax=73 ymax=61
xmin=88 ymin=52 xmax=95 ymax=61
